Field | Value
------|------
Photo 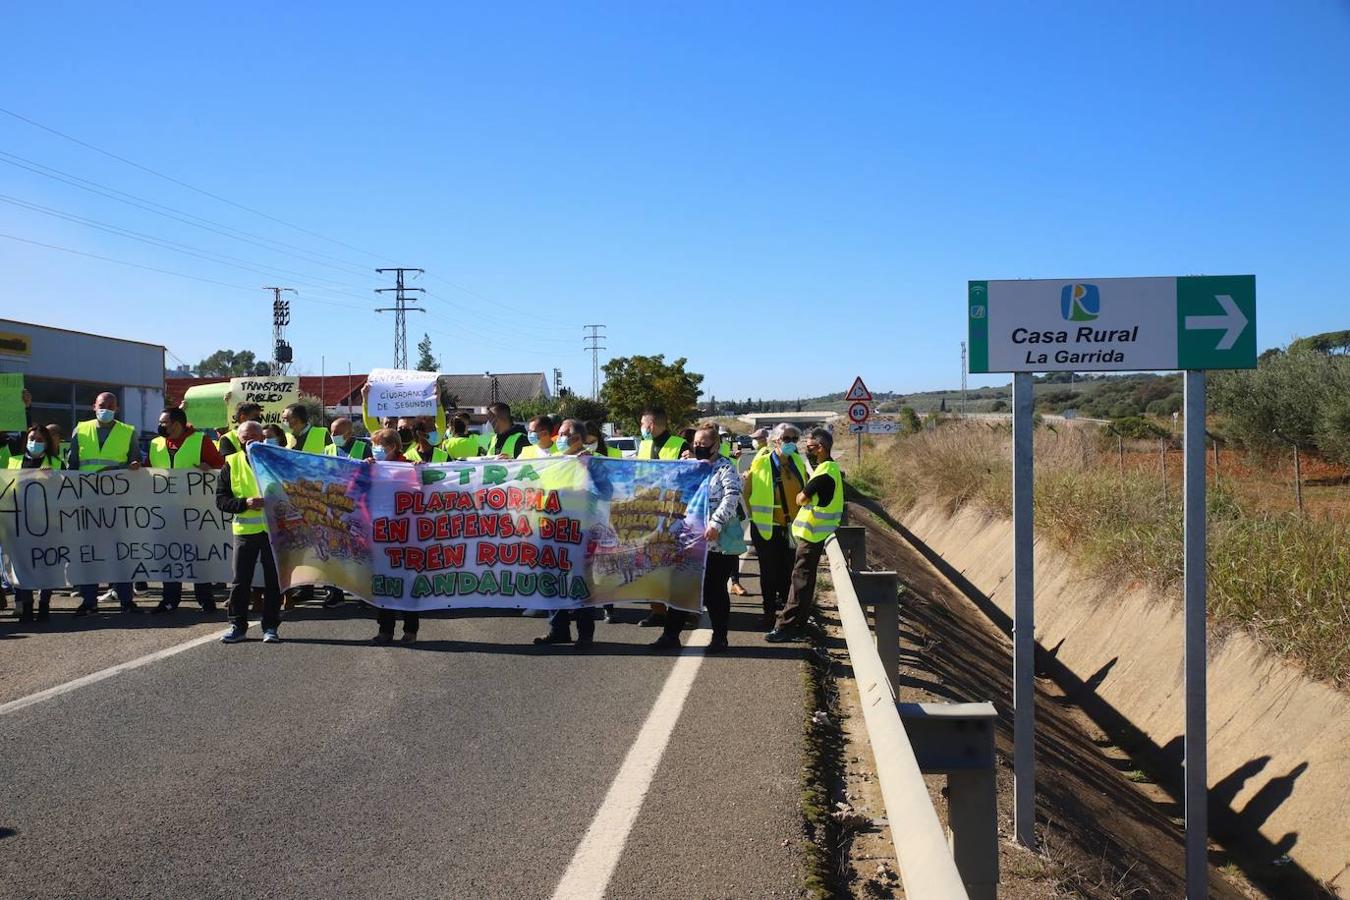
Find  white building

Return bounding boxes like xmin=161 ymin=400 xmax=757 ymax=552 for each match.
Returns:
xmin=0 ymin=319 xmax=165 ymax=437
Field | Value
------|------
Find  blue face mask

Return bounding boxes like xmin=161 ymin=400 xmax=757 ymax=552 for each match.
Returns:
xmin=265 ymin=437 xmax=283 ymax=446
xmin=780 ymin=442 xmax=798 ymax=457
xmin=527 ymin=431 xmax=540 ymax=446
xmin=95 ymin=408 xmax=115 ymax=425
xmin=426 ymin=430 xmax=440 ymax=446
xmin=555 ymin=437 xmax=571 ymax=454
xmin=334 ymin=433 xmax=350 ymax=449
xmin=640 ymin=429 xmax=653 ymax=441
xmin=27 ymin=440 xmax=45 ymax=458
xmin=371 ymin=445 xmax=388 ymax=461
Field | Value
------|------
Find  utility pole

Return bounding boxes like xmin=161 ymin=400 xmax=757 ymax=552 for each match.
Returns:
xmin=264 ymin=286 xmax=296 ymax=375
xmin=960 ymin=340 xmax=968 ymax=416
xmin=583 ymin=324 xmax=607 ymax=400
xmin=553 ymin=368 xmax=563 ymax=397
xmin=374 ymin=267 xmax=425 ymax=368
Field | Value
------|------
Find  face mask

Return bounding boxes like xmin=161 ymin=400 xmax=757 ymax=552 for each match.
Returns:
xmin=780 ymin=442 xmax=797 ymax=457
xmin=95 ymin=409 xmax=115 ymax=425
xmin=398 ymin=428 xmax=414 ymax=446
xmin=584 ymin=441 xmax=598 ymax=453
xmin=27 ymin=440 xmax=45 ymax=458
xmin=334 ymin=433 xmax=350 ymax=449
xmin=371 ymin=445 xmax=389 ymax=461
xmin=265 ymin=437 xmax=283 ymax=446
xmin=527 ymin=431 xmax=540 ymax=446
xmin=640 ymin=429 xmax=653 ymax=441
xmin=426 ymin=430 xmax=440 ymax=446
xmin=693 ymin=445 xmax=714 ymax=461
xmin=156 ymin=425 xmax=169 ymax=437
xmin=555 ymin=437 xmax=571 ymax=454
xmin=482 ymin=421 xmax=494 ymax=435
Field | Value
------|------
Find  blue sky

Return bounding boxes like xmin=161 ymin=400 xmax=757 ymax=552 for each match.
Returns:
xmin=2 ymin=2 xmax=1347 ymax=401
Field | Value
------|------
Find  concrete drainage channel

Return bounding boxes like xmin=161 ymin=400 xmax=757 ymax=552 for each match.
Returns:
xmin=820 ymin=524 xmax=999 ymax=899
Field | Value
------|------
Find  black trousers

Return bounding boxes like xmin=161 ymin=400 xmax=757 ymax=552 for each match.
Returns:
xmin=15 ymin=589 xmax=51 ymax=617
xmin=228 ymin=533 xmax=282 ymax=631
xmin=774 ymin=539 xmax=826 ymax=632
xmin=162 ymin=582 xmax=215 ymax=609
xmin=548 ymin=607 xmax=597 ymax=641
xmin=664 ymin=551 xmax=737 ymax=640
xmin=751 ymin=525 xmax=793 ymax=615
xmin=376 ymin=607 xmax=419 ymax=635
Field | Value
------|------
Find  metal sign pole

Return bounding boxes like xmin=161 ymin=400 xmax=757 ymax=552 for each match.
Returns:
xmin=1012 ymin=371 xmax=1036 ymax=848
xmin=1184 ymin=370 xmax=1208 ymax=898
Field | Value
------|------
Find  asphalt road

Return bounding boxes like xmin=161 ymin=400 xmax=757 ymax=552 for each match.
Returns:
xmin=0 ymin=561 xmax=807 ymax=900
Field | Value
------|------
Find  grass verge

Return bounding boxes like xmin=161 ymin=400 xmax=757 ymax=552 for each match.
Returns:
xmin=800 ymin=623 xmax=848 ymax=898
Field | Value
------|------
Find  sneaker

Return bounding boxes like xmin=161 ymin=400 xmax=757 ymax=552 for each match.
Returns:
xmin=200 ymin=603 xmax=218 ymax=615
xmin=533 ymin=632 xmax=573 ymax=646
xmin=399 ymin=632 xmax=417 ymax=645
xmin=321 ymin=593 xmax=344 ymax=609
xmin=262 ymin=629 xmax=280 ymax=643
xmin=649 ymin=634 xmax=682 ymax=650
xmin=706 ymin=635 xmax=730 ymax=654
xmin=121 ymin=604 xmax=143 ymax=615
xmin=602 ymin=608 xmax=615 ymax=623
xmin=764 ymin=628 xmax=800 ymax=643
xmin=220 ymin=625 xmax=247 ymax=644
xmin=573 ymin=636 xmax=594 ymax=651
xmin=637 ymin=614 xmax=665 ymax=628
xmin=98 ymin=590 xmax=119 ymax=604
xmin=372 ymin=632 xmax=394 ymax=645
xmin=521 ymin=608 xmax=548 ymax=617
xmin=150 ymin=604 xmax=174 ymax=615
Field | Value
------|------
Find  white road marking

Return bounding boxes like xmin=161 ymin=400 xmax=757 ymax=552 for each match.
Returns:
xmin=551 ymin=628 xmax=712 ymax=900
xmin=0 ymin=629 xmax=224 ymax=717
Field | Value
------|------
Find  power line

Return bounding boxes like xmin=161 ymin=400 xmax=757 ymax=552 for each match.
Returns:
xmin=375 ymin=268 xmax=425 ymax=368
xmin=266 ymin=287 xmax=298 ymax=375
xmin=0 ymin=104 xmax=392 ymax=263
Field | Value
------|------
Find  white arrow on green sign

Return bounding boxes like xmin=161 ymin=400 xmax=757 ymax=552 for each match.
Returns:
xmin=967 ymin=275 xmax=1256 ymax=373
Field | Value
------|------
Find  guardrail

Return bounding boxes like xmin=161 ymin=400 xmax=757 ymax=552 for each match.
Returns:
xmin=825 ymin=527 xmax=999 ymax=899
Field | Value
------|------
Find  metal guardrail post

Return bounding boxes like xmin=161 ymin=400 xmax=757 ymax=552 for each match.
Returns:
xmin=901 ymin=702 xmax=1000 ymax=900
xmin=833 ymin=525 xmax=867 ymax=570
xmin=854 ymin=570 xmax=900 ymax=699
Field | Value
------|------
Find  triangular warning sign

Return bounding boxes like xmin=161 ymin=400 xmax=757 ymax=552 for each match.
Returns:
xmin=844 ymin=376 xmax=872 ymax=403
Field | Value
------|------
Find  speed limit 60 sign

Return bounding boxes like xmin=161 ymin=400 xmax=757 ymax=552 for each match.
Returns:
xmin=847 ymin=402 xmax=870 ymax=424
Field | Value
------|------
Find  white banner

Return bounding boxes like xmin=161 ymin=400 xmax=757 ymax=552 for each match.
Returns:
xmin=0 ymin=468 xmax=235 ymax=589
xmin=366 ymin=368 xmax=438 ymax=418
xmin=228 ymin=377 xmax=300 ymax=430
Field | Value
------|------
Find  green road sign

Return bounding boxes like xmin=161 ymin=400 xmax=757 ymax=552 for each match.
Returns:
xmin=968 ymin=275 xmax=1256 ymax=373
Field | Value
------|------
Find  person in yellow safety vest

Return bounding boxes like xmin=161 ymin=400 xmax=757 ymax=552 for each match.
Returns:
xmin=6 ymin=424 xmax=62 ymax=621
xmin=443 ymin=415 xmax=484 ymax=459
xmin=531 ymin=418 xmax=603 ymax=647
xmin=485 ymin=401 xmax=528 ymax=459
xmin=68 ymin=391 xmax=143 ymax=616
xmin=766 ymin=427 xmax=844 ymax=642
xmin=743 ymin=424 xmax=807 ymax=626
xmin=324 ymin=417 xmax=371 ymax=461
xmin=283 ymin=403 xmax=332 ymax=454
xmin=149 ymin=407 xmax=224 ymax=615
xmin=218 ymin=402 xmax=263 ymax=457
xmin=405 ymin=419 xmax=451 ymax=463
xmin=216 ymin=421 xmax=283 ymax=644
xmin=517 ymin=414 xmax=558 ymax=459
xmin=635 ymin=405 xmax=688 ymax=628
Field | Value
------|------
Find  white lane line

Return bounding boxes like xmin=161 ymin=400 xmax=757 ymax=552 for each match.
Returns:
xmin=0 ymin=629 xmax=223 ymax=717
xmin=551 ymin=628 xmax=712 ymax=900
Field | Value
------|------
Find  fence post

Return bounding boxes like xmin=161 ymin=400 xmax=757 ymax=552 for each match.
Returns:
xmin=855 ymin=571 xmax=900 ymax=698
xmin=833 ymin=526 xmax=867 ymax=571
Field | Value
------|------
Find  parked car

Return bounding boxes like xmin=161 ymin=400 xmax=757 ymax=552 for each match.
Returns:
xmin=607 ymin=436 xmax=638 ymax=458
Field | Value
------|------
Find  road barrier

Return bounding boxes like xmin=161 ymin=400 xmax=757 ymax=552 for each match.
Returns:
xmin=825 ymin=528 xmax=999 ymax=899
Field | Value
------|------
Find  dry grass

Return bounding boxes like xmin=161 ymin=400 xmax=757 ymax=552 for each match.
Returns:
xmin=849 ymin=422 xmax=1350 ymax=688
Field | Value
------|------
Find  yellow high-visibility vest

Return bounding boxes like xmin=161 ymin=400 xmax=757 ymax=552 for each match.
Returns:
xmin=791 ymin=460 xmax=844 ymax=544
xmin=443 ymin=435 xmax=481 ymax=459
xmin=148 ymin=432 xmax=204 ymax=469
xmin=290 ymin=426 xmax=329 ymax=454
xmin=638 ymin=435 xmax=686 ymax=460
xmin=7 ymin=454 xmax=62 ymax=470
xmin=74 ymin=419 xmax=135 ymax=472
xmin=747 ymin=448 xmax=808 ymax=539
xmin=406 ymin=444 xmax=450 ymax=463
xmin=226 ymin=451 xmax=267 ymax=535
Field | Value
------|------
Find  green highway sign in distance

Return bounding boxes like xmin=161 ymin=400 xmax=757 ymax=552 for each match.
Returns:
xmin=967 ymin=275 xmax=1256 ymax=373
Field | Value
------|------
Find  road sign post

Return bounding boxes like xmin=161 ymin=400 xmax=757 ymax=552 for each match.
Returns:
xmin=846 ymin=378 xmax=872 ymax=466
xmin=969 ymin=276 xmax=1255 ymax=893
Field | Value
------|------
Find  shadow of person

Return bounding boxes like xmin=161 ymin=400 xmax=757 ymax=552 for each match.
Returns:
xmin=1210 ymin=756 xmax=1270 ymax=813
xmin=1240 ymin=761 xmax=1310 ymax=832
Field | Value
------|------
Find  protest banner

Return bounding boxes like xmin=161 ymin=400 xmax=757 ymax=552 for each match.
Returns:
xmin=228 ymin=377 xmax=300 ymax=430
xmin=248 ymin=444 xmax=711 ymax=612
xmin=0 ymin=372 xmax=25 ymax=431
xmin=365 ymin=368 xmax=439 ymax=418
xmin=0 ymin=468 xmax=235 ymax=589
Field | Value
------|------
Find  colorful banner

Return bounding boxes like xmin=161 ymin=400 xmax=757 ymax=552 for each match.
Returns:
xmin=0 ymin=468 xmax=236 ymax=588
xmin=247 ymin=444 xmax=712 ymax=612
xmin=365 ymin=368 xmax=439 ymax=418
